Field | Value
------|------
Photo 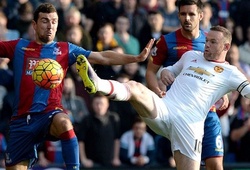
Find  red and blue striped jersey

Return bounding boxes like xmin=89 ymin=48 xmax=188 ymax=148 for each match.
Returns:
xmin=152 ymin=29 xmax=206 ymax=67
xmin=0 ymin=39 xmax=91 ymax=118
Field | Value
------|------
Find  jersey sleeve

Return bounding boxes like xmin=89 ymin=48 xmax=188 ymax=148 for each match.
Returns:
xmin=165 ymin=51 xmax=189 ymax=76
xmin=229 ymin=67 xmax=250 ymax=98
xmin=0 ymin=39 xmax=19 ymax=60
xmin=68 ymin=42 xmax=92 ymax=66
xmin=151 ymin=35 xmax=168 ymax=65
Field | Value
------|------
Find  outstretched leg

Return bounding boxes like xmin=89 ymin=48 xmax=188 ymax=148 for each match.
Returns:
xmin=76 ymin=55 xmax=158 ymax=119
xmin=75 ymin=55 xmax=202 ymax=170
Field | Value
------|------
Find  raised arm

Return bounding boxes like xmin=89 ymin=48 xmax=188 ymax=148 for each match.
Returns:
xmin=87 ymin=39 xmax=155 ymax=65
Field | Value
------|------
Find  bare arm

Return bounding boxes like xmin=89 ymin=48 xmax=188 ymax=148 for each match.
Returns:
xmin=146 ymin=58 xmax=166 ymax=97
xmin=88 ymin=39 xmax=155 ymax=65
xmin=217 ymin=94 xmax=229 ymax=111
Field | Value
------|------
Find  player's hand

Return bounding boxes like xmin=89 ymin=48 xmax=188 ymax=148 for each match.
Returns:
xmin=153 ymin=88 xmax=166 ymax=98
xmin=136 ymin=38 xmax=155 ymax=62
xmin=217 ymin=95 xmax=229 ymax=110
xmin=160 ymin=69 xmax=175 ymax=86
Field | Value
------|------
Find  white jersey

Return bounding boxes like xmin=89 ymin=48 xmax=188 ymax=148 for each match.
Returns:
xmin=165 ymin=50 xmax=250 ymax=123
xmin=142 ymin=50 xmax=250 ymax=162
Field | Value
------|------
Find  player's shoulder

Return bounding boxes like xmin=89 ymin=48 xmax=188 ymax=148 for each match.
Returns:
xmin=183 ymin=50 xmax=203 ymax=58
xmin=163 ymin=29 xmax=180 ymax=38
xmin=11 ymin=38 xmax=27 ymax=45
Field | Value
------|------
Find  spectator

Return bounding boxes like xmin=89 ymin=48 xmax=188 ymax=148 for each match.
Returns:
xmin=0 ymin=0 xmax=6 ymax=12
xmin=114 ymin=15 xmax=140 ymax=55
xmin=158 ymin=0 xmax=180 ymax=34
xmin=66 ymin=25 xmax=92 ymax=50
xmin=93 ymin=23 xmax=120 ymax=79
xmin=94 ymin=23 xmax=118 ymax=51
xmin=13 ymin=1 xmax=34 ymax=37
xmin=229 ymin=96 xmax=250 ymax=163
xmin=200 ymin=2 xmax=213 ymax=32
xmin=83 ymin=0 xmax=105 ymax=43
xmin=101 ymin=0 xmax=124 ymax=26
xmin=224 ymin=17 xmax=243 ymax=46
xmin=138 ymin=10 xmax=165 ymax=68
xmin=235 ymin=0 xmax=250 ymax=43
xmin=139 ymin=10 xmax=165 ymax=51
xmin=62 ymin=75 xmax=89 ymax=133
xmin=120 ymin=62 xmax=145 ymax=84
xmin=239 ymin=26 xmax=250 ymax=65
xmin=56 ymin=0 xmax=75 ymax=32
xmin=121 ymin=0 xmax=148 ymax=39
xmin=78 ymin=93 xmax=121 ymax=168
xmin=22 ymin=22 xmax=35 ymax=41
xmin=208 ymin=0 xmax=231 ymax=26
xmin=57 ymin=6 xmax=93 ymax=50
xmin=120 ymin=117 xmax=155 ymax=167
xmin=4 ymin=0 xmax=38 ymax=30
xmin=84 ymin=0 xmax=124 ymax=44
xmin=154 ymin=135 xmax=176 ymax=168
xmin=226 ymin=43 xmax=250 ymax=79
xmin=138 ymin=0 xmax=160 ymax=13
xmin=0 ymin=11 xmax=19 ymax=40
xmin=109 ymin=46 xmax=124 ymax=79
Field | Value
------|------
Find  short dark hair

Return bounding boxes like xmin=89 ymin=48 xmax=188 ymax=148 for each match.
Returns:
xmin=33 ymin=3 xmax=57 ymax=22
xmin=210 ymin=25 xmax=232 ymax=43
xmin=177 ymin=0 xmax=204 ymax=13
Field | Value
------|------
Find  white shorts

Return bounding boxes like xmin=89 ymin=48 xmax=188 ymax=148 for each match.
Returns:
xmin=140 ymin=94 xmax=204 ymax=162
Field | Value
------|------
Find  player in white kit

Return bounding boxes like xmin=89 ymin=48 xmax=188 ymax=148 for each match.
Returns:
xmin=76 ymin=26 xmax=250 ymax=170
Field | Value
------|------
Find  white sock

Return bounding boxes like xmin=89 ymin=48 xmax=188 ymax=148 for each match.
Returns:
xmin=97 ymin=80 xmax=131 ymax=101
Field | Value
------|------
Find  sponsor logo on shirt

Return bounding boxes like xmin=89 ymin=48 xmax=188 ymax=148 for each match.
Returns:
xmin=26 ymin=58 xmax=39 ymax=75
xmin=214 ymin=66 xmax=224 ymax=73
xmin=173 ymin=46 xmax=187 ymax=50
xmin=188 ymin=66 xmax=214 ymax=76
xmin=53 ymin=47 xmax=62 ymax=55
xmin=22 ymin=47 xmax=35 ymax=51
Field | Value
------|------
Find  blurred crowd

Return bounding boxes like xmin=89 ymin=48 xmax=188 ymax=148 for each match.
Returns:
xmin=0 ymin=0 xmax=250 ymax=169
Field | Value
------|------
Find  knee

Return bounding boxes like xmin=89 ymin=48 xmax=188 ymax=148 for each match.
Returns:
xmin=51 ymin=113 xmax=74 ymax=136
xmin=127 ymin=80 xmax=144 ymax=94
xmin=59 ymin=117 xmax=73 ymax=131
xmin=127 ymin=80 xmax=139 ymax=87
